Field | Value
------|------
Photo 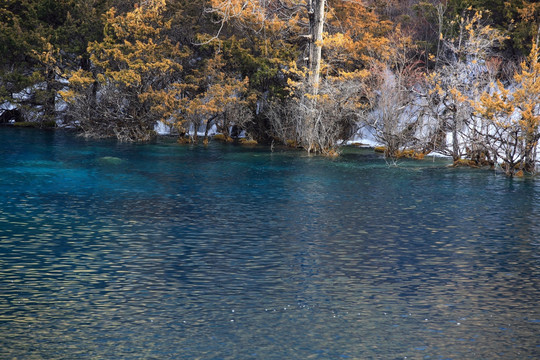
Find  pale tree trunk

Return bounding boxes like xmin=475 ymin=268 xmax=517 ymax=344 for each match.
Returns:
xmin=452 ymin=112 xmax=460 ymax=162
xmin=43 ymin=69 xmax=56 ymax=124
xmin=303 ymin=0 xmax=325 ymax=153
xmin=308 ymin=0 xmax=325 ymax=96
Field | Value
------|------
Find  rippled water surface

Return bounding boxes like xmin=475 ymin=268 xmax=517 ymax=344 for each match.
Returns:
xmin=1 ymin=128 xmax=539 ymax=359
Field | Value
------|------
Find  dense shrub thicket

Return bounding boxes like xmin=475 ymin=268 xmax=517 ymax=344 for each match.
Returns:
xmin=1 ymin=0 xmax=539 ymax=175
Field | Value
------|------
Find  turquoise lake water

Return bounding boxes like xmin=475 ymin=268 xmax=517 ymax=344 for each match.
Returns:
xmin=0 ymin=127 xmax=539 ymax=359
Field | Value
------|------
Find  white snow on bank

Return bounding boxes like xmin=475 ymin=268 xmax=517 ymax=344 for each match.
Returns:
xmin=345 ymin=126 xmax=380 ymax=147
xmin=154 ymin=121 xmax=172 ymax=135
xmin=0 ymin=101 xmax=17 ymax=111
xmin=345 ymin=137 xmax=379 ymax=148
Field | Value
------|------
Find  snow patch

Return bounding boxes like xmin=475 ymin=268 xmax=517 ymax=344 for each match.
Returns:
xmin=154 ymin=121 xmax=172 ymax=135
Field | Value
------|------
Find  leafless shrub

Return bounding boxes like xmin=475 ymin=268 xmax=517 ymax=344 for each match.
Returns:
xmin=266 ymin=76 xmax=363 ymax=155
xmin=65 ymin=81 xmax=157 ymax=142
xmin=366 ymin=65 xmax=424 ymax=162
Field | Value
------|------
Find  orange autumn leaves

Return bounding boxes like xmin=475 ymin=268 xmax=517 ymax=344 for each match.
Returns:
xmin=63 ymin=0 xmax=394 ymax=143
xmin=63 ymin=0 xmax=251 ymax=140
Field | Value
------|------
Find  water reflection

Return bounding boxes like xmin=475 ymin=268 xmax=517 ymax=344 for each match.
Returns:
xmin=0 ymin=128 xmax=539 ymax=359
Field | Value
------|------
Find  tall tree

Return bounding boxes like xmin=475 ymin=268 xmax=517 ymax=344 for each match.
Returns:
xmin=424 ymin=10 xmax=506 ymax=162
xmin=206 ymin=0 xmax=392 ymax=153
xmin=476 ymin=31 xmax=540 ymax=176
xmin=0 ymin=0 xmax=110 ymax=124
xmin=307 ymin=0 xmax=325 ymax=95
xmin=446 ymin=0 xmax=539 ymax=57
xmin=62 ymin=0 xmax=189 ymax=141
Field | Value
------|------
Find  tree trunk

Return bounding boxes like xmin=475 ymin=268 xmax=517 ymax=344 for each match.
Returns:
xmin=452 ymin=112 xmax=460 ymax=161
xmin=308 ymin=0 xmax=325 ymax=96
xmin=452 ymin=126 xmax=460 ymax=161
xmin=303 ymin=0 xmax=326 ymax=153
xmin=43 ymin=68 xmax=56 ymax=124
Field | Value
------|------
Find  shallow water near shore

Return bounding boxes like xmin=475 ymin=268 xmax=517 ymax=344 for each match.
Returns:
xmin=0 ymin=128 xmax=539 ymax=359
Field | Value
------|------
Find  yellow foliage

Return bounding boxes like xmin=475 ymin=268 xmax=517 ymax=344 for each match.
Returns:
xmin=59 ymin=89 xmax=78 ymax=103
xmin=173 ymin=51 xmax=253 ymax=135
xmin=63 ymin=0 xmax=191 ymax=130
xmin=69 ymin=70 xmax=95 ymax=87
xmin=478 ymin=43 xmax=540 ymax=130
xmin=88 ymin=0 xmax=186 ymax=91
xmin=475 ymin=41 xmax=540 ymax=174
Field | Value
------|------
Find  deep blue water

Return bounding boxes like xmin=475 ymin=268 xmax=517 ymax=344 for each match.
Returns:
xmin=0 ymin=128 xmax=539 ymax=359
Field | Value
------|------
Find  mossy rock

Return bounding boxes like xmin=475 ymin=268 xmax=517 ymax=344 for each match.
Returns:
xmin=41 ymin=120 xmax=57 ymax=128
xmin=395 ymin=149 xmax=428 ymax=160
xmin=98 ymin=156 xmax=123 ymax=165
xmin=214 ymin=134 xmax=234 ymax=142
xmin=375 ymin=146 xmax=428 ymax=160
xmin=13 ymin=120 xmax=56 ymax=128
xmin=177 ymin=137 xmax=192 ymax=144
xmin=396 ymin=149 xmax=415 ymax=157
xmin=453 ymin=159 xmax=477 ymax=167
xmin=286 ymin=139 xmax=299 ymax=148
xmin=239 ymin=138 xmax=258 ymax=146
xmin=12 ymin=122 xmax=37 ymax=128
xmin=325 ymin=149 xmax=340 ymax=157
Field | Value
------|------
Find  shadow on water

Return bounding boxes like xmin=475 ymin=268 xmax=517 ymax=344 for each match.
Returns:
xmin=0 ymin=128 xmax=539 ymax=359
